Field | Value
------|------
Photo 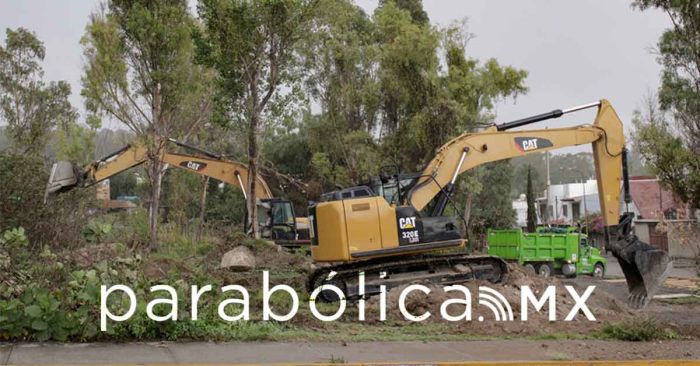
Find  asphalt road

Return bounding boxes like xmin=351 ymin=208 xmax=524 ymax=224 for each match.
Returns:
xmin=603 ymin=254 xmax=697 ymax=280
xmin=1 ymin=340 xmax=700 ymax=365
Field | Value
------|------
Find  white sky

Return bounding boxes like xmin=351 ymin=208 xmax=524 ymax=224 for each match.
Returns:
xmin=0 ymin=0 xmax=671 ymax=144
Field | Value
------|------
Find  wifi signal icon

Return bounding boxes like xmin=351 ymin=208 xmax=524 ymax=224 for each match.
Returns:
xmin=477 ymin=286 xmax=514 ymax=322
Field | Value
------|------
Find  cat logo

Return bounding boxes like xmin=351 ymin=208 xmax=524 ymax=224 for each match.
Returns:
xmin=179 ymin=160 xmax=207 ymax=171
xmin=514 ymin=137 xmax=553 ymax=153
xmin=399 ymin=216 xmax=417 ymax=229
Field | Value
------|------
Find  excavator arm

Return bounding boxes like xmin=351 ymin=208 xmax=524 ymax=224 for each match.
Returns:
xmin=45 ymin=141 xmax=272 ymax=200
xmin=408 ymin=100 xmax=623 ymax=223
xmin=407 ymin=99 xmax=670 ymax=308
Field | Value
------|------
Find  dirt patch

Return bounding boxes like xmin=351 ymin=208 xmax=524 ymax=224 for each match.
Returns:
xmin=141 ymin=257 xmax=195 ymax=280
xmin=361 ymin=263 xmax=632 ymax=337
xmin=61 ymin=242 xmax=120 ymax=268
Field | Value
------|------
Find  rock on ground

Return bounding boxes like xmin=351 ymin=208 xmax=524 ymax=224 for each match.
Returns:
xmin=220 ymin=245 xmax=256 ymax=271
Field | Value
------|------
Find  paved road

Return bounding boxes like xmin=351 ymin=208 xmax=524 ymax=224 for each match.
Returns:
xmin=603 ymin=254 xmax=697 ymax=279
xmin=1 ymin=340 xmax=699 ymax=364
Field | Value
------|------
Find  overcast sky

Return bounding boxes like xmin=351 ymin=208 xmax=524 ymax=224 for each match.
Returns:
xmin=0 ymin=0 xmax=670 ymax=140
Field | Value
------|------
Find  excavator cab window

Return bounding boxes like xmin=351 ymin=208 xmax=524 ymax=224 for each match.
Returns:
xmin=257 ymin=201 xmax=295 ymax=227
xmin=258 ymin=200 xmax=297 ymax=240
xmin=369 ymin=173 xmax=420 ymax=205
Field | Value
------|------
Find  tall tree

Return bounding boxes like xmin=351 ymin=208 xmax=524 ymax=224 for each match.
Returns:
xmin=81 ymin=0 xmax=211 ymax=249
xmin=438 ymin=20 xmax=526 ymax=239
xmin=633 ymin=0 xmax=700 ymax=209
xmin=526 ymin=165 xmax=537 ymax=232
xmin=632 ymin=96 xmax=700 ymax=209
xmin=0 ymin=28 xmax=77 ymax=154
xmin=196 ymin=0 xmax=318 ymax=237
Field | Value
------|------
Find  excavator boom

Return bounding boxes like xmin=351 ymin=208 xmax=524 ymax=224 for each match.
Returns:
xmin=45 ymin=142 xmax=272 ymax=200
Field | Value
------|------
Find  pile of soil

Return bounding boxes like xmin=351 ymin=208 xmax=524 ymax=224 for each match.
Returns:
xmin=363 ymin=263 xmax=632 ymax=336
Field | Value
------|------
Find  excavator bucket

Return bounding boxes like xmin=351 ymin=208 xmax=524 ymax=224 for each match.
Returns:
xmin=608 ymin=213 xmax=672 ymax=309
xmin=44 ymin=161 xmax=80 ymax=200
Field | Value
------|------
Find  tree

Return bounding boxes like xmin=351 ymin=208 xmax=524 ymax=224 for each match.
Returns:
xmin=632 ymin=97 xmax=700 ymax=209
xmin=468 ymin=160 xmax=516 ymax=246
xmin=0 ymin=28 xmax=77 ymax=154
xmin=196 ymin=0 xmax=318 ymax=237
xmin=81 ymin=0 xmax=211 ymax=249
xmin=632 ymin=0 xmax=700 ymax=209
xmin=526 ymin=165 xmax=537 ymax=232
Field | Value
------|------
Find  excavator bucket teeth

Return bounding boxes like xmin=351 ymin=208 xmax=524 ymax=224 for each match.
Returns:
xmin=609 ymin=213 xmax=672 ymax=309
xmin=45 ymin=161 xmax=79 ymax=198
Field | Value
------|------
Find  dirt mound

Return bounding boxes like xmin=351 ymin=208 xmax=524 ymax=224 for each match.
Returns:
xmin=363 ymin=263 xmax=632 ymax=336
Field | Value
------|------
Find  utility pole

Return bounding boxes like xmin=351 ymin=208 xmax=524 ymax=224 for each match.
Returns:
xmin=582 ymin=176 xmax=588 ymax=236
xmin=545 ymin=150 xmax=551 ymax=223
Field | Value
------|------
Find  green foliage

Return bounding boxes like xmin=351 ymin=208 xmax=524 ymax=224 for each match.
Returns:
xmin=0 ymin=153 xmax=91 ymax=249
xmin=0 ymin=28 xmax=79 ymax=155
xmin=0 ymin=227 xmax=28 ymax=251
xmin=633 ymin=107 xmax=700 ymax=209
xmin=82 ymin=0 xmax=213 ymax=248
xmin=108 ymin=170 xmax=139 ymax=199
xmin=597 ymin=317 xmax=678 ymax=342
xmin=632 ymin=1 xmax=700 ymax=209
xmin=81 ymin=221 xmax=113 ymax=244
xmin=526 ymin=166 xmax=537 ymax=232
xmin=196 ymin=0 xmax=318 ymax=235
xmin=469 ymin=160 xmax=516 ymax=234
xmin=55 ymin=123 xmax=97 ymax=165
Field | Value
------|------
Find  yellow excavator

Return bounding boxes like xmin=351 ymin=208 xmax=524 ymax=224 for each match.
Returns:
xmin=308 ymin=100 xmax=671 ymax=308
xmin=45 ymin=139 xmax=309 ymax=248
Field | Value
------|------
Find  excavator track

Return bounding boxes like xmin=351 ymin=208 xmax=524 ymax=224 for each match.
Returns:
xmin=307 ymin=253 xmax=509 ymax=302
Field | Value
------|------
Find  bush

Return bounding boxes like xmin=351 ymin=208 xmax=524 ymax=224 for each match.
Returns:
xmin=0 ymin=153 xmax=91 ymax=250
xmin=598 ymin=317 xmax=678 ymax=341
xmin=81 ymin=221 xmax=112 ymax=243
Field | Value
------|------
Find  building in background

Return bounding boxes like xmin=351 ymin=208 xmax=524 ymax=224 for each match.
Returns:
xmin=512 ymin=194 xmax=528 ymax=228
xmin=621 ymin=176 xmax=697 ymax=258
xmin=535 ymin=178 xmax=600 ymax=225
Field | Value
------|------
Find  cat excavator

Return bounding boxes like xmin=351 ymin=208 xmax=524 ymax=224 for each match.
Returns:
xmin=45 ymin=139 xmax=309 ymax=247
xmin=308 ymin=99 xmax=671 ymax=308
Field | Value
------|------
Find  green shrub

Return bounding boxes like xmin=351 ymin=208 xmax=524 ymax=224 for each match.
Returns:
xmin=0 ymin=154 xmax=91 ymax=250
xmin=81 ymin=221 xmax=112 ymax=243
xmin=0 ymin=227 xmax=28 ymax=250
xmin=597 ymin=317 xmax=678 ymax=341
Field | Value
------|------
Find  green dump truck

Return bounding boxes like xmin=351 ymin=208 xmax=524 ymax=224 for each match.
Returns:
xmin=487 ymin=227 xmax=607 ymax=278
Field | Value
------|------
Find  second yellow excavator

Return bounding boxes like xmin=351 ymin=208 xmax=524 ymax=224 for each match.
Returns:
xmin=308 ymin=100 xmax=671 ymax=309
xmin=45 ymin=139 xmax=309 ymax=247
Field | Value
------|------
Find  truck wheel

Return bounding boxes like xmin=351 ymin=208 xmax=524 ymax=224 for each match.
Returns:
xmin=537 ymin=263 xmax=553 ymax=278
xmin=593 ymin=263 xmax=604 ymax=278
xmin=523 ymin=264 xmax=536 ymax=274
xmin=562 ymin=263 xmax=577 ymax=278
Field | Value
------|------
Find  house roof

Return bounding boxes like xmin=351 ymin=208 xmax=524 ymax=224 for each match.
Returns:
xmin=625 ymin=176 xmax=681 ymax=219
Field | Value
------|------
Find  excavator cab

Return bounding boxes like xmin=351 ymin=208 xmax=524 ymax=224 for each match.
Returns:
xmin=256 ymin=198 xmax=309 ymax=244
